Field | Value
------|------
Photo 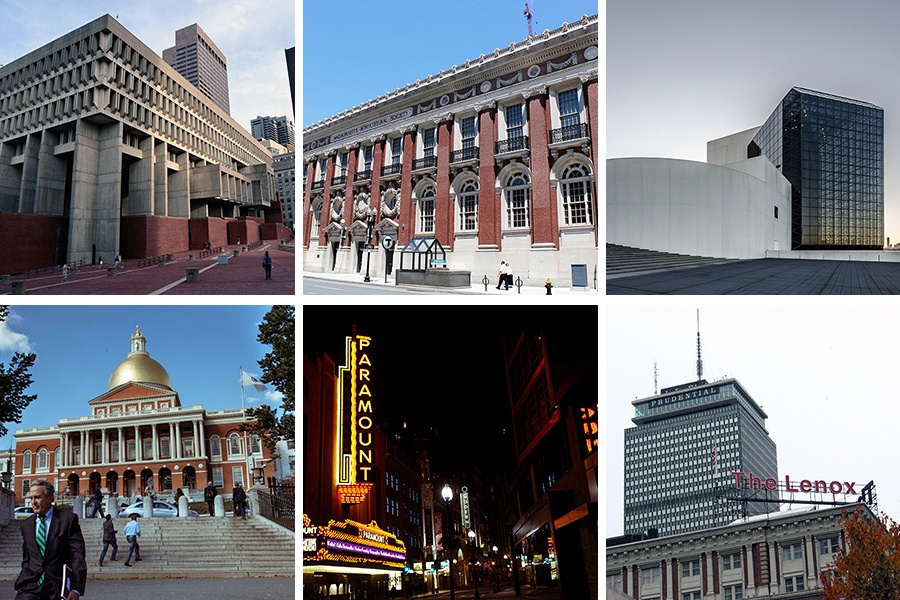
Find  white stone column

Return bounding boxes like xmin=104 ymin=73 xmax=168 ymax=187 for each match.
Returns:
xmin=174 ymin=421 xmax=182 ymax=459
xmin=80 ymin=431 xmax=86 ymax=465
xmin=116 ymin=427 xmax=123 ymax=463
xmin=192 ymin=421 xmax=199 ymax=455
xmin=60 ymin=433 xmax=66 ymax=469
xmin=168 ymin=422 xmax=175 ymax=458
xmin=102 ymin=429 xmax=108 ymax=464
xmin=746 ymin=544 xmax=756 ymax=592
xmin=134 ymin=425 xmax=140 ymax=461
xmin=152 ymin=423 xmax=158 ymax=460
xmin=198 ymin=420 xmax=206 ymax=458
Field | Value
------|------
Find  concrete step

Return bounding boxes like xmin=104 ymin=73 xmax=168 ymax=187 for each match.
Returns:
xmin=0 ymin=515 xmax=294 ymax=580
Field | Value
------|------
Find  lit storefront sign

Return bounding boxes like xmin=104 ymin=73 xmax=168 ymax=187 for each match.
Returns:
xmin=303 ymin=513 xmax=407 ymax=570
xmin=336 ymin=333 xmax=375 ymax=504
xmin=460 ymin=487 xmax=471 ymax=530
xmin=580 ymin=405 xmax=598 ymax=453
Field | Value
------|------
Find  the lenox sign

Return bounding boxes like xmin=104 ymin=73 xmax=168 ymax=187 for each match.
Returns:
xmin=733 ymin=471 xmax=857 ymax=495
xmin=649 ymin=386 xmax=719 ymax=408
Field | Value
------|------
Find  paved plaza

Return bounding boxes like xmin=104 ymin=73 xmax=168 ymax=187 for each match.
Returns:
xmin=2 ymin=243 xmax=295 ymax=295
xmin=0 ymin=577 xmax=294 ymax=599
xmin=607 ymin=258 xmax=900 ymax=294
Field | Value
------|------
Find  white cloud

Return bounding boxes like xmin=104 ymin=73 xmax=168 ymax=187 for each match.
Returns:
xmin=0 ymin=311 xmax=32 ymax=354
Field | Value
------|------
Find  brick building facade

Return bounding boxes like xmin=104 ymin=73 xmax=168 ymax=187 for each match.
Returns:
xmin=0 ymin=14 xmax=278 ymax=272
xmin=302 ymin=14 xmax=598 ymax=287
xmin=13 ymin=325 xmax=274 ymax=502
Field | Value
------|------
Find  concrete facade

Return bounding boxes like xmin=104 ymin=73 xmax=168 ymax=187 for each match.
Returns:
xmin=607 ymin=157 xmax=792 ymax=259
xmin=303 ymin=14 xmax=598 ymax=287
xmin=0 ymin=15 xmax=274 ymax=272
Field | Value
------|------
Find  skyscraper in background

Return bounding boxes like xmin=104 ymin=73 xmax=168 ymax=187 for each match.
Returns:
xmin=163 ymin=23 xmax=230 ymax=115
xmin=251 ymin=115 xmax=295 ymax=148
xmin=623 ymin=376 xmax=778 ymax=537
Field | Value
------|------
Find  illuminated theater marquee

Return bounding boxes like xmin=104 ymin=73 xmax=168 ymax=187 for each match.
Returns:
xmin=303 ymin=514 xmax=407 ymax=570
xmin=336 ymin=333 xmax=375 ymax=504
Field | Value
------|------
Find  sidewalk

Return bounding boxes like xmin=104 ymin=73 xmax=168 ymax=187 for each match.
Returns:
xmin=410 ymin=586 xmax=562 ymax=599
xmin=2 ymin=242 xmax=295 ymax=295
xmin=304 ymin=270 xmax=598 ymax=297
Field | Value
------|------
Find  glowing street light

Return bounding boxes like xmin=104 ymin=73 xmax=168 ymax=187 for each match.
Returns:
xmin=441 ymin=484 xmax=455 ymax=600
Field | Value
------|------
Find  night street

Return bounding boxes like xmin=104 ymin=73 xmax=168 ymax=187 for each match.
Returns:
xmin=303 ymin=308 xmax=598 ymax=599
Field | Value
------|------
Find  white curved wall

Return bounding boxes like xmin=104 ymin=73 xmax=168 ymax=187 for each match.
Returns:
xmin=607 ymin=157 xmax=792 ymax=259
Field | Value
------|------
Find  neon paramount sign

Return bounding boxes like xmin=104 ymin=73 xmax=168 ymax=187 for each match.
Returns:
xmin=336 ymin=333 xmax=375 ymax=504
xmin=732 ymin=471 xmax=857 ymax=495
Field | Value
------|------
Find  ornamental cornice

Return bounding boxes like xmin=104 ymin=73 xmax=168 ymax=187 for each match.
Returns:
xmin=522 ymin=85 xmax=547 ymax=99
xmin=303 ymin=14 xmax=598 ymax=135
xmin=579 ymin=68 xmax=599 ymax=83
xmin=431 ymin=111 xmax=454 ymax=125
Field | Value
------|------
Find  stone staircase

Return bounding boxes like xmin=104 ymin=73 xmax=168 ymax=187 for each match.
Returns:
xmin=0 ymin=515 xmax=294 ymax=580
xmin=606 ymin=243 xmax=737 ymax=276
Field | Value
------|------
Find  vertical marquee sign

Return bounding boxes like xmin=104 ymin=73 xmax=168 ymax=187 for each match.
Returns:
xmin=336 ymin=332 xmax=375 ymax=504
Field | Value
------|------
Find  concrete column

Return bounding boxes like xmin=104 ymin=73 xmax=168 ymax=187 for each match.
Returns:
xmin=69 ymin=119 xmax=123 ymax=265
xmin=746 ymin=544 xmax=756 ymax=592
xmin=35 ymin=129 xmax=68 ymax=215
xmin=151 ymin=423 xmax=158 ymax=460
xmin=153 ymin=139 xmax=168 ymax=216
xmin=143 ymin=495 xmax=153 ymax=517
xmin=169 ymin=150 xmax=190 ymax=218
xmin=214 ymin=494 xmax=225 ymax=517
xmin=178 ymin=495 xmax=189 ymax=517
xmin=125 ymin=136 xmax=154 ymax=216
xmin=17 ymin=133 xmax=40 ymax=214
xmin=477 ymin=104 xmax=499 ymax=251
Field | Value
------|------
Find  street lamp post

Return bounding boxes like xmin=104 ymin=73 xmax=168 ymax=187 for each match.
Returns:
xmin=492 ymin=546 xmax=500 ymax=592
xmin=468 ymin=530 xmax=481 ymax=598
xmin=441 ymin=484 xmax=455 ymax=600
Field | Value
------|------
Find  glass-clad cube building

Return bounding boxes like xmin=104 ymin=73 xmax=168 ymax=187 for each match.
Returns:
xmin=623 ymin=379 xmax=778 ymax=537
xmin=750 ymin=87 xmax=884 ymax=250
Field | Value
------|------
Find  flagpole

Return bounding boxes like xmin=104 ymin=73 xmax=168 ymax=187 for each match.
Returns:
xmin=241 ymin=365 xmax=250 ymax=490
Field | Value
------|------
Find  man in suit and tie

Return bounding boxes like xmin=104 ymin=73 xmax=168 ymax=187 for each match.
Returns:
xmin=15 ymin=479 xmax=86 ymax=600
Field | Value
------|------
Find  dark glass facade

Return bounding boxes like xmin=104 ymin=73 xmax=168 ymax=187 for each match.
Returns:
xmin=623 ymin=379 xmax=778 ymax=537
xmin=750 ymin=87 xmax=884 ymax=249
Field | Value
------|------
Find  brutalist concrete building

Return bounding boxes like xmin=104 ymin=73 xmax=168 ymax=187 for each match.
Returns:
xmin=0 ymin=14 xmax=280 ymax=272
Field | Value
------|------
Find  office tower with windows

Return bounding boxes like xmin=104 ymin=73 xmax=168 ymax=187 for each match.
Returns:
xmin=163 ymin=23 xmax=230 ymax=115
xmin=251 ymin=115 xmax=295 ymax=148
xmin=750 ymin=87 xmax=884 ymax=250
xmin=623 ymin=378 xmax=778 ymax=537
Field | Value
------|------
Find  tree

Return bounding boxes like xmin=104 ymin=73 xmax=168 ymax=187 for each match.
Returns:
xmin=242 ymin=305 xmax=294 ymax=455
xmin=822 ymin=505 xmax=900 ymax=599
xmin=0 ymin=306 xmax=38 ymax=438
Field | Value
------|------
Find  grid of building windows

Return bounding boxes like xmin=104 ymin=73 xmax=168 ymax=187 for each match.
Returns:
xmin=624 ymin=379 xmax=778 ymax=537
xmin=751 ymin=87 xmax=884 ymax=249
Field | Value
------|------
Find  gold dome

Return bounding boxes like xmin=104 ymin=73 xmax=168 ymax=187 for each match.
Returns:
xmin=107 ymin=326 xmax=172 ymax=390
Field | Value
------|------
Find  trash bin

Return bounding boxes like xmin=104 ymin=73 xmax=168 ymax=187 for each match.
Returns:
xmin=186 ymin=268 xmax=200 ymax=283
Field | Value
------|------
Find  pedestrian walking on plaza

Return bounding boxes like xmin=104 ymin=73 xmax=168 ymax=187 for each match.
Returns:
xmin=98 ymin=514 xmax=117 ymax=567
xmin=496 ymin=261 xmax=507 ymax=289
xmin=123 ymin=514 xmax=141 ymax=567
xmin=204 ymin=481 xmax=218 ymax=516
xmin=61 ymin=263 xmax=68 ymax=282
xmin=505 ymin=261 xmax=514 ymax=290
xmin=263 ymin=250 xmax=273 ymax=280
xmin=15 ymin=479 xmax=87 ymax=600
xmin=232 ymin=483 xmax=247 ymax=519
xmin=237 ymin=239 xmax=242 ymax=252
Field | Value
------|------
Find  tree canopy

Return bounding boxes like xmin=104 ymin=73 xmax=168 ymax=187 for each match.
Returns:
xmin=0 ymin=306 xmax=38 ymax=439
xmin=822 ymin=506 xmax=900 ymax=599
xmin=242 ymin=305 xmax=294 ymax=456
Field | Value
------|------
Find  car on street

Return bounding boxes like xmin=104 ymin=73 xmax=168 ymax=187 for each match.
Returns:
xmin=118 ymin=500 xmax=198 ymax=518
xmin=14 ymin=506 xmax=34 ymax=519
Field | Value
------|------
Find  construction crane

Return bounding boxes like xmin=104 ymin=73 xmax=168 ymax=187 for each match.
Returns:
xmin=524 ymin=0 xmax=534 ymax=37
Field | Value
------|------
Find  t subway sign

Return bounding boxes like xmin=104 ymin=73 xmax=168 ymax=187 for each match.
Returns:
xmin=336 ymin=333 xmax=375 ymax=504
xmin=732 ymin=471 xmax=857 ymax=495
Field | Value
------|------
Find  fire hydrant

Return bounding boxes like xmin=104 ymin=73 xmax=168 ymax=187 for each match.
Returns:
xmin=545 ymin=278 xmax=553 ymax=295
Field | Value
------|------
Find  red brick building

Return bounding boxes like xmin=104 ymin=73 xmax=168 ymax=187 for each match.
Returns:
xmin=13 ymin=325 xmax=274 ymax=502
xmin=302 ymin=14 xmax=598 ymax=287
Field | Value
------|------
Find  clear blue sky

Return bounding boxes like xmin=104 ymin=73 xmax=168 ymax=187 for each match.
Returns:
xmin=0 ymin=305 xmax=284 ymax=451
xmin=0 ymin=0 xmax=294 ymax=134
xmin=302 ymin=0 xmax=600 ymax=128
xmin=608 ymin=0 xmax=900 ymax=244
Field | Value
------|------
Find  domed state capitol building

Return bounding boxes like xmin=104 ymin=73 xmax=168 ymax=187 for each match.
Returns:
xmin=12 ymin=325 xmax=274 ymax=501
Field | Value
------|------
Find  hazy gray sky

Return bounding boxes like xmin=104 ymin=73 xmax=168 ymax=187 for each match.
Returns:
xmin=606 ymin=303 xmax=900 ymax=538
xmin=0 ymin=0 xmax=294 ymax=134
xmin=608 ymin=0 xmax=900 ymax=243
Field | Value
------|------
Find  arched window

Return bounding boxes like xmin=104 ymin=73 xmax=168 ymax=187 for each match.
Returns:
xmin=561 ymin=164 xmax=593 ymax=225
xmin=229 ymin=433 xmax=242 ymax=456
xmin=23 ymin=450 xmax=32 ymax=472
xmin=210 ymin=434 xmax=221 ymax=457
xmin=457 ymin=179 xmax=479 ymax=231
xmin=38 ymin=449 xmax=48 ymax=470
xmin=504 ymin=171 xmax=531 ymax=229
xmin=418 ymin=185 xmax=435 ymax=234
xmin=251 ymin=434 xmax=261 ymax=454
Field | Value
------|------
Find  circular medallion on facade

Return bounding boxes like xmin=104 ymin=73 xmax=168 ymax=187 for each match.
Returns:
xmin=527 ymin=65 xmax=541 ymax=78
xmin=174 ymin=465 xmax=180 ymax=470
xmin=584 ymin=46 xmax=598 ymax=60
xmin=440 ymin=94 xmax=450 ymax=106
xmin=480 ymin=81 xmax=492 ymax=93
xmin=82 ymin=471 xmax=87 ymax=476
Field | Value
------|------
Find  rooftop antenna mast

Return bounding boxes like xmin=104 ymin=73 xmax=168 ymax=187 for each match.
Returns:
xmin=696 ymin=309 xmax=703 ymax=381
xmin=524 ymin=0 xmax=534 ymax=38
xmin=653 ymin=361 xmax=658 ymax=395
